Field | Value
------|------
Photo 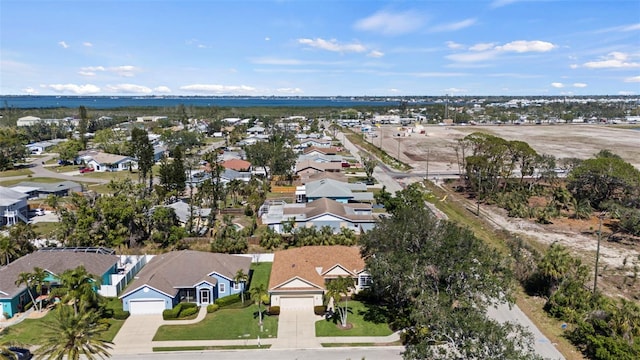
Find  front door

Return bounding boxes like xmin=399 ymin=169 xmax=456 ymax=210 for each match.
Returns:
xmin=199 ymin=289 xmax=210 ymax=304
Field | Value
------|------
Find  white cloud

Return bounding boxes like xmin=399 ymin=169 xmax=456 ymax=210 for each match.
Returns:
xmin=594 ymin=23 xmax=640 ymax=33
xmin=265 ymin=37 xmax=270 ymax=41
xmin=624 ymin=76 xmax=640 ymax=83
xmin=430 ymin=18 xmax=476 ymax=32
xmin=446 ymin=41 xmax=464 ymax=50
xmin=22 ymin=87 xmax=37 ymax=94
xmin=180 ymin=84 xmax=257 ymax=94
xmin=388 ymin=88 xmax=400 ymax=93
xmin=447 ymin=40 xmax=555 ymax=63
xmin=111 ymin=65 xmax=139 ymax=77
xmin=551 ymin=82 xmax=565 ymax=88
xmin=569 ymin=64 xmax=579 ymax=69
xmin=41 ymin=83 xmax=100 ymax=95
xmin=469 ymin=43 xmax=495 ymax=52
xmin=444 ymin=87 xmax=467 ymax=93
xmin=573 ymin=83 xmax=588 ymax=88
xmin=253 ymin=57 xmax=304 ymax=65
xmin=298 ymin=38 xmax=366 ymax=53
xmin=367 ymin=50 xmax=384 ymax=58
xmin=78 ymin=71 xmax=96 ymax=76
xmin=491 ymin=0 xmax=524 ymax=8
xmin=354 ymin=10 xmax=424 ymax=35
xmin=83 ymin=42 xmax=93 ymax=47
xmin=106 ymin=84 xmax=153 ymax=94
xmin=496 ymin=40 xmax=556 ymax=53
xmin=154 ymin=86 xmax=172 ymax=93
xmin=618 ymin=91 xmax=636 ymax=95
xmin=276 ymin=87 xmax=303 ymax=94
xmin=58 ymin=41 xmax=69 ymax=49
xmin=583 ymin=52 xmax=640 ymax=69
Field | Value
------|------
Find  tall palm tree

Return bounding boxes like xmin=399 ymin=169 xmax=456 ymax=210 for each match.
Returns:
xmin=538 ymin=242 xmax=573 ymax=295
xmin=31 ymin=267 xmax=49 ymax=311
xmin=37 ymin=306 xmax=112 ymax=360
xmin=233 ymin=269 xmax=249 ymax=304
xmin=325 ymin=276 xmax=354 ymax=327
xmin=0 ymin=235 xmax=19 ymax=266
xmin=250 ymin=284 xmax=267 ymax=332
xmin=14 ymin=272 xmax=37 ymax=313
xmin=51 ymin=266 xmax=101 ymax=316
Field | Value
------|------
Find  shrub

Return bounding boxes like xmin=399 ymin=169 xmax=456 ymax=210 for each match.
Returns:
xmin=215 ymin=294 xmax=241 ymax=307
xmin=268 ymin=306 xmax=280 ymax=315
xmin=207 ymin=304 xmax=219 ymax=313
xmin=314 ymin=305 xmax=327 ymax=315
xmin=180 ymin=307 xmax=199 ymax=317
xmin=23 ymin=301 xmax=33 ymax=312
xmin=163 ymin=304 xmax=182 ymax=320
xmin=113 ymin=309 xmax=130 ymax=320
xmin=180 ymin=302 xmax=198 ymax=309
xmin=261 ymin=294 xmax=270 ymax=305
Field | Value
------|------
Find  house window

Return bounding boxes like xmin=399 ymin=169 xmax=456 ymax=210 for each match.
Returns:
xmin=359 ymin=274 xmax=372 ymax=287
xmin=234 ymin=282 xmax=240 ymax=290
xmin=219 ymin=283 xmax=226 ymax=293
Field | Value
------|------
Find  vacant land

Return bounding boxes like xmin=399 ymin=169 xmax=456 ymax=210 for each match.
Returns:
xmin=373 ymin=124 xmax=640 ymax=174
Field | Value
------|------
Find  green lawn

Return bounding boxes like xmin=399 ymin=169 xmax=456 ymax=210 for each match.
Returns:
xmin=0 ymin=168 xmax=33 ymax=177
xmin=81 ymin=171 xmax=139 ymax=181
xmin=153 ymin=262 xmax=275 ymax=341
xmin=0 ymin=308 xmax=123 ymax=346
xmin=315 ymin=300 xmax=393 ymax=337
xmin=153 ymin=345 xmax=270 ymax=351
xmin=0 ymin=177 xmax=69 ymax=187
xmin=32 ymin=222 xmax=60 ymax=237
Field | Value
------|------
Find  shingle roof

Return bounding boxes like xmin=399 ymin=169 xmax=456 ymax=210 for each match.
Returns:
xmin=303 ymin=146 xmax=339 ymax=155
xmin=120 ymin=250 xmax=251 ymax=298
xmin=268 ymin=246 xmax=365 ymax=291
xmin=0 ymin=251 xmax=119 ymax=299
xmin=222 ymin=159 xmax=252 ymax=171
xmin=301 ymin=172 xmax=347 ymax=184
xmin=282 ymin=198 xmax=375 ymax=222
xmin=0 ymin=186 xmax=28 ymax=206
xmin=295 ymin=160 xmax=342 ymax=173
xmin=13 ymin=181 xmax=81 ymax=193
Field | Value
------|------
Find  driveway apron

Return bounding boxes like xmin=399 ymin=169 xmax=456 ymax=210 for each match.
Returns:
xmin=271 ymin=310 xmax=321 ymax=349
xmin=112 ymin=315 xmax=164 ymax=354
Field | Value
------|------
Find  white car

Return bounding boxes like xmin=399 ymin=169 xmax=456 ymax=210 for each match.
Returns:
xmin=33 ymin=208 xmax=45 ymax=216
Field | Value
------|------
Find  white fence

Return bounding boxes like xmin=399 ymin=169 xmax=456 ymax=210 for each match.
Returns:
xmin=98 ymin=255 xmax=153 ymax=297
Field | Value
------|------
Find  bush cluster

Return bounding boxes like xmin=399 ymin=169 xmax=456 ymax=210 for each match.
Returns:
xmin=207 ymin=304 xmax=219 ymax=313
xmin=162 ymin=302 xmax=199 ymax=320
xmin=113 ymin=309 xmax=130 ymax=320
xmin=214 ymin=294 xmax=241 ymax=307
xmin=268 ymin=305 xmax=280 ymax=315
xmin=313 ymin=305 xmax=327 ymax=316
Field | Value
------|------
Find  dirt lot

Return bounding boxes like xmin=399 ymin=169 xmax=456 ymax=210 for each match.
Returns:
xmin=367 ymin=123 xmax=640 ymax=299
xmin=372 ymin=123 xmax=640 ymax=174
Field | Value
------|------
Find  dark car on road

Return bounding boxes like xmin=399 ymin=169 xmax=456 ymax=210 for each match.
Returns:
xmin=2 ymin=347 xmax=33 ymax=360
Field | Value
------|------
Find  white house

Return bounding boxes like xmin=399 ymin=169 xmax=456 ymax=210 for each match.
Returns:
xmin=78 ymin=151 xmax=138 ymax=172
xmin=0 ymin=187 xmax=29 ymax=226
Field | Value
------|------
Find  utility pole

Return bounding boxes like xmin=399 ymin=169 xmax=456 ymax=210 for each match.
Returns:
xmin=593 ymin=213 xmax=604 ymax=294
xmin=476 ymin=170 xmax=481 ymax=216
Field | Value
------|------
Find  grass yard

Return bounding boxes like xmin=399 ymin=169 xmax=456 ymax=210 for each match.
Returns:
xmin=0 ymin=177 xmax=64 ymax=187
xmin=315 ymin=300 xmax=393 ymax=337
xmin=153 ymin=345 xmax=270 ymax=351
xmin=81 ymin=171 xmax=139 ymax=181
xmin=32 ymin=222 xmax=60 ymax=237
xmin=0 ymin=168 xmax=33 ymax=177
xmin=153 ymin=303 xmax=278 ymax=341
xmin=153 ymin=262 xmax=276 ymax=341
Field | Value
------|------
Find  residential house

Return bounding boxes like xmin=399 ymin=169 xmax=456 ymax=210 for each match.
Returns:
xmin=246 ymin=126 xmax=266 ymax=135
xmin=0 ymin=186 xmax=29 ymax=226
xmin=303 ymin=146 xmax=341 ymax=157
xmin=294 ymin=160 xmax=342 ymax=178
xmin=11 ymin=181 xmax=82 ymax=199
xmin=153 ymin=145 xmax=168 ymax=162
xmin=26 ymin=141 xmax=54 ymax=155
xmin=77 ymin=151 xmax=138 ymax=172
xmin=161 ymin=201 xmax=211 ymax=226
xmin=296 ymin=178 xmax=374 ymax=203
xmin=136 ymin=116 xmax=167 ymax=122
xmin=260 ymin=197 xmax=376 ymax=235
xmin=222 ymin=159 xmax=251 ymax=172
xmin=0 ymin=248 xmax=120 ymax=319
xmin=299 ymin=171 xmax=348 ymax=185
xmin=300 ymin=139 xmax=332 ymax=148
xmin=119 ymin=250 xmax=251 ymax=315
xmin=297 ymin=153 xmax=344 ymax=164
xmin=268 ymin=246 xmax=370 ymax=312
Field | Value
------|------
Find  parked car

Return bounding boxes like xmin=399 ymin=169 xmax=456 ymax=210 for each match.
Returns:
xmin=57 ymin=160 xmax=72 ymax=165
xmin=79 ymin=167 xmax=94 ymax=173
xmin=34 ymin=208 xmax=45 ymax=216
xmin=3 ymin=347 xmax=33 ymax=360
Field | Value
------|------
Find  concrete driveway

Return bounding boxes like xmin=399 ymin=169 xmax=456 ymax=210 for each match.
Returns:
xmin=112 ymin=314 xmax=164 ymax=354
xmin=270 ymin=310 xmax=321 ymax=349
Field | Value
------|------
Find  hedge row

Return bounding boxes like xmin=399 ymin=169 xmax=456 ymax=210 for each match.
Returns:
xmin=268 ymin=306 xmax=280 ymax=315
xmin=113 ymin=309 xmax=130 ymax=320
xmin=214 ymin=293 xmax=241 ymax=307
xmin=163 ymin=302 xmax=198 ymax=320
xmin=207 ymin=304 xmax=219 ymax=313
xmin=314 ymin=305 xmax=327 ymax=316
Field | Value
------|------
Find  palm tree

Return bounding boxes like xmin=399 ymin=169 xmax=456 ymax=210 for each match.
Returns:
xmin=0 ymin=235 xmax=19 ymax=265
xmin=14 ymin=272 xmax=37 ymax=313
xmin=538 ymin=242 xmax=573 ymax=295
xmin=37 ymin=306 xmax=112 ymax=360
xmin=0 ymin=343 xmax=18 ymax=360
xmin=325 ymin=276 xmax=354 ymax=328
xmin=250 ymin=284 xmax=267 ymax=332
xmin=51 ymin=266 xmax=101 ymax=316
xmin=234 ymin=269 xmax=249 ymax=304
xmin=31 ymin=267 xmax=49 ymax=311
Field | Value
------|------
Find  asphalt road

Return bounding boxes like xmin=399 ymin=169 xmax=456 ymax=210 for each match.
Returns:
xmin=112 ymin=347 xmax=404 ymax=360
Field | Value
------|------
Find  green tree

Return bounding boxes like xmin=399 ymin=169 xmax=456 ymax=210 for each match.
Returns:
xmin=37 ymin=306 xmax=112 ymax=360
xmin=77 ymin=106 xmax=89 ymax=150
xmin=14 ymin=271 xmax=38 ymax=313
xmin=50 ymin=266 xmax=101 ymax=316
xmin=128 ymin=127 xmax=155 ymax=188
xmin=0 ymin=128 xmax=29 ymax=171
xmin=0 ymin=234 xmax=19 ymax=266
xmin=93 ymin=128 xmax=128 ymax=155
xmin=158 ymin=146 xmax=186 ymax=199
xmin=325 ymin=276 xmax=354 ymax=327
xmin=537 ymin=242 xmax=587 ymax=296
xmin=55 ymin=140 xmax=83 ymax=163
xmin=233 ymin=269 xmax=249 ymax=304
xmin=360 ymin=188 xmax=539 ymax=359
xmin=362 ymin=155 xmax=377 ymax=182
xmin=250 ymin=284 xmax=268 ymax=332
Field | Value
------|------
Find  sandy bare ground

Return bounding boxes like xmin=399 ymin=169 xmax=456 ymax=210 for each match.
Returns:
xmin=366 ymin=124 xmax=640 ymax=298
xmin=372 ymin=124 xmax=640 ymax=174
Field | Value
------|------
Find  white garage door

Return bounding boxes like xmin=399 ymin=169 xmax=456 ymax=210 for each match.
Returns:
xmin=129 ymin=300 xmax=166 ymax=315
xmin=279 ymin=296 xmax=315 ymax=311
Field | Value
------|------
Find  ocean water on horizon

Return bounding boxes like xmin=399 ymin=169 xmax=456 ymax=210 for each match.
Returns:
xmin=0 ymin=96 xmax=412 ymax=109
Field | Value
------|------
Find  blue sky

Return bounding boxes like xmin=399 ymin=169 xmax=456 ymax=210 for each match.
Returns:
xmin=1 ymin=0 xmax=639 ymax=96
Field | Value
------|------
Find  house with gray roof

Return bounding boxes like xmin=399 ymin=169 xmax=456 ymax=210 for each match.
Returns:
xmin=0 ymin=186 xmax=29 ymax=226
xmin=295 ymin=178 xmax=374 ymax=203
xmin=77 ymin=150 xmax=138 ymax=172
xmin=0 ymin=248 xmax=120 ymax=318
xmin=119 ymin=250 xmax=251 ymax=315
xmin=11 ymin=181 xmax=82 ymax=199
xmin=260 ymin=198 xmax=376 ymax=235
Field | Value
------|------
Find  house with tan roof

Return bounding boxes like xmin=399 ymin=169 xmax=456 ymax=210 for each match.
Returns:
xmin=268 ymin=246 xmax=370 ymax=311
xmin=119 ymin=250 xmax=251 ymax=315
xmin=221 ymin=158 xmax=252 ymax=172
xmin=294 ymin=160 xmax=342 ymax=177
xmin=77 ymin=150 xmax=138 ymax=172
xmin=303 ymin=146 xmax=340 ymax=155
xmin=299 ymin=139 xmax=332 ymax=148
xmin=260 ymin=197 xmax=376 ymax=235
